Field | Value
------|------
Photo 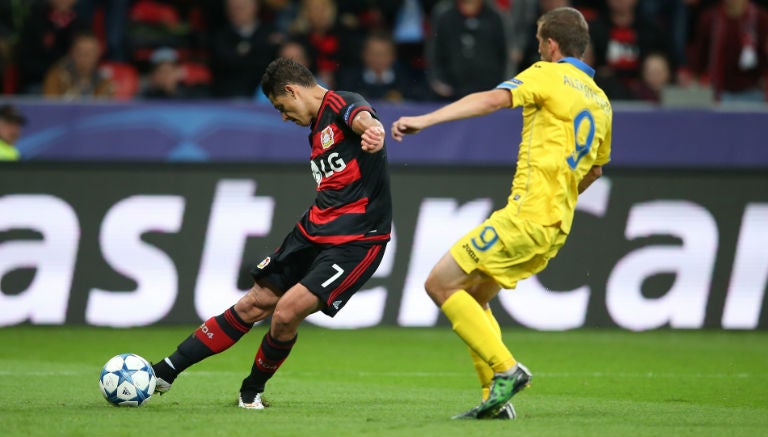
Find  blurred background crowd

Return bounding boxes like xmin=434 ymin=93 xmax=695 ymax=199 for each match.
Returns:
xmin=0 ymin=0 xmax=767 ymax=105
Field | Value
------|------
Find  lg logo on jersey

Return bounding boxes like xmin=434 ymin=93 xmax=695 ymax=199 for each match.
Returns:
xmin=311 ymin=152 xmax=347 ymax=186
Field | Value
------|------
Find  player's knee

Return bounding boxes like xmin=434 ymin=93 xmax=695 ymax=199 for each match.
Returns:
xmin=424 ymin=274 xmax=449 ymax=306
xmin=270 ymin=309 xmax=300 ymax=340
xmin=234 ymin=300 xmax=265 ymax=324
xmin=235 ymin=285 xmax=278 ymax=323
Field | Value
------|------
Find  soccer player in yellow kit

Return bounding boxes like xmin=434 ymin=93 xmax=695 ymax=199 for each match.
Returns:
xmin=391 ymin=7 xmax=612 ymax=419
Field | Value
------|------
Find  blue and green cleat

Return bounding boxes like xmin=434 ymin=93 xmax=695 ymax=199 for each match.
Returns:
xmin=452 ymin=363 xmax=532 ymax=420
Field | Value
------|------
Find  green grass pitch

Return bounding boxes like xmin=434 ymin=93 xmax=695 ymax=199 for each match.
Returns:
xmin=1 ymin=326 xmax=766 ymax=437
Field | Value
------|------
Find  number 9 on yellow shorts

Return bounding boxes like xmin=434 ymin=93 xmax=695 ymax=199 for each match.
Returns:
xmin=449 ymin=209 xmax=568 ymax=290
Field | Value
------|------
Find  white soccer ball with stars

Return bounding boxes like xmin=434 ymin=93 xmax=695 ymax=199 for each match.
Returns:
xmin=99 ymin=353 xmax=156 ymax=407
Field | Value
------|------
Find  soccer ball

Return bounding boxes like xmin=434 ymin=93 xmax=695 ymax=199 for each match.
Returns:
xmin=99 ymin=353 xmax=156 ymax=407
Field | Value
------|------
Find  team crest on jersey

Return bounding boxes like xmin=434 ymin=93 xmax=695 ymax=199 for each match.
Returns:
xmin=257 ymin=256 xmax=271 ymax=269
xmin=320 ymin=126 xmax=335 ymax=149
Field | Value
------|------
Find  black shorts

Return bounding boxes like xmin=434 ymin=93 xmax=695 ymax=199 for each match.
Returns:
xmin=250 ymin=227 xmax=387 ymax=317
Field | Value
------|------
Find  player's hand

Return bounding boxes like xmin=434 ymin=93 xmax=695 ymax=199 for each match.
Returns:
xmin=361 ymin=125 xmax=385 ymax=153
xmin=390 ymin=116 xmax=424 ymax=142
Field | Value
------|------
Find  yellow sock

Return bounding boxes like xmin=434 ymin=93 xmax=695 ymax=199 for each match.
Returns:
xmin=470 ymin=308 xmax=504 ymax=400
xmin=441 ymin=290 xmax=516 ymax=374
xmin=469 ymin=348 xmax=492 ymax=400
xmin=485 ymin=307 xmax=502 ymax=339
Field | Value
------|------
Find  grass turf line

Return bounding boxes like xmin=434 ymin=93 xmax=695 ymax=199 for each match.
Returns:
xmin=0 ymin=326 xmax=766 ymax=437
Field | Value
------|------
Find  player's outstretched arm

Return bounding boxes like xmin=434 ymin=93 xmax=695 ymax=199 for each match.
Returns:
xmin=390 ymin=89 xmax=512 ymax=142
xmin=351 ymin=110 xmax=386 ymax=154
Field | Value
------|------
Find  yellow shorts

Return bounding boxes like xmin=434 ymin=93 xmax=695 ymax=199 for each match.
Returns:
xmin=449 ymin=208 xmax=568 ymax=290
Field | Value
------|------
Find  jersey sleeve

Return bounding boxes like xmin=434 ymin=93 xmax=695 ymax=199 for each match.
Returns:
xmin=594 ymin=121 xmax=612 ymax=166
xmin=338 ymin=92 xmax=377 ymax=129
xmin=496 ymin=62 xmax=548 ymax=109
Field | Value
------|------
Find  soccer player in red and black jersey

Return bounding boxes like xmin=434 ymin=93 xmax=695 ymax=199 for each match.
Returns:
xmin=151 ymin=58 xmax=391 ymax=410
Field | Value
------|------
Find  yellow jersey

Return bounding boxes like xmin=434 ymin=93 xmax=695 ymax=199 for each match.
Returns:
xmin=497 ymin=58 xmax=612 ymax=234
xmin=0 ymin=139 xmax=20 ymax=161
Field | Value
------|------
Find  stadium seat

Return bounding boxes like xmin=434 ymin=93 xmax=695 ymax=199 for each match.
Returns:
xmin=99 ymin=62 xmax=140 ymax=100
xmin=130 ymin=0 xmax=181 ymax=26
xmin=179 ymin=62 xmax=212 ymax=86
xmin=127 ymin=0 xmax=189 ymax=64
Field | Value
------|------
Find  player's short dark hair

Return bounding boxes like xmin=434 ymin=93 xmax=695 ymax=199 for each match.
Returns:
xmin=538 ymin=7 xmax=590 ymax=59
xmin=261 ymin=57 xmax=317 ymax=99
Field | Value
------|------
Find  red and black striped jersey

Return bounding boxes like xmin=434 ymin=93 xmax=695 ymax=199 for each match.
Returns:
xmin=297 ymin=90 xmax=392 ymax=245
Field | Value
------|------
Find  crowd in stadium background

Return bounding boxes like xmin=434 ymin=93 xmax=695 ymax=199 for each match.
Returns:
xmin=0 ymin=0 xmax=767 ymax=104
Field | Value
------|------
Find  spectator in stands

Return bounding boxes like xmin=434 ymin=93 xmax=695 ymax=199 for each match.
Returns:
xmin=289 ymin=0 xmax=357 ymax=89
xmin=277 ymin=38 xmax=315 ymax=72
xmin=629 ymin=51 xmax=673 ymax=102
xmin=333 ymin=2 xmax=404 ymax=57
xmin=337 ymin=0 xmax=404 ymax=32
xmin=418 ymin=0 xmax=444 ymax=16
xmin=0 ymin=0 xmax=34 ymax=92
xmin=42 ymin=31 xmax=114 ymax=99
xmin=510 ymin=0 xmax=572 ymax=74
xmin=261 ymin=0 xmax=300 ymax=34
xmin=254 ymin=38 xmax=324 ymax=103
xmin=685 ymin=0 xmax=720 ymax=46
xmin=142 ymin=46 xmax=207 ymax=99
xmin=690 ymin=0 xmax=768 ymax=102
xmin=426 ymin=0 xmax=508 ymax=100
xmin=567 ymin=0 xmax=601 ymax=10
xmin=16 ymin=0 xmax=88 ymax=94
xmin=0 ymin=14 xmax=10 ymax=90
xmin=499 ymin=0 xmax=538 ymax=76
xmin=390 ymin=0 xmax=428 ymax=76
xmin=0 ymin=0 xmax=25 ymax=38
xmin=588 ymin=0 xmax=671 ymax=100
xmin=74 ymin=0 xmax=131 ymax=62
xmin=582 ymin=40 xmax=635 ymax=100
xmin=210 ymin=0 xmax=281 ymax=98
xmin=337 ymin=31 xmax=427 ymax=102
xmin=0 ymin=104 xmax=25 ymax=161
xmin=126 ymin=0 xmax=210 ymax=71
xmin=636 ymin=0 xmax=691 ymax=85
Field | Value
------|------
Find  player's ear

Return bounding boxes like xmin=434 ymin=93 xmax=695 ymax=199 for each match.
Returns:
xmin=548 ymin=38 xmax=559 ymax=56
xmin=284 ymin=84 xmax=298 ymax=99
